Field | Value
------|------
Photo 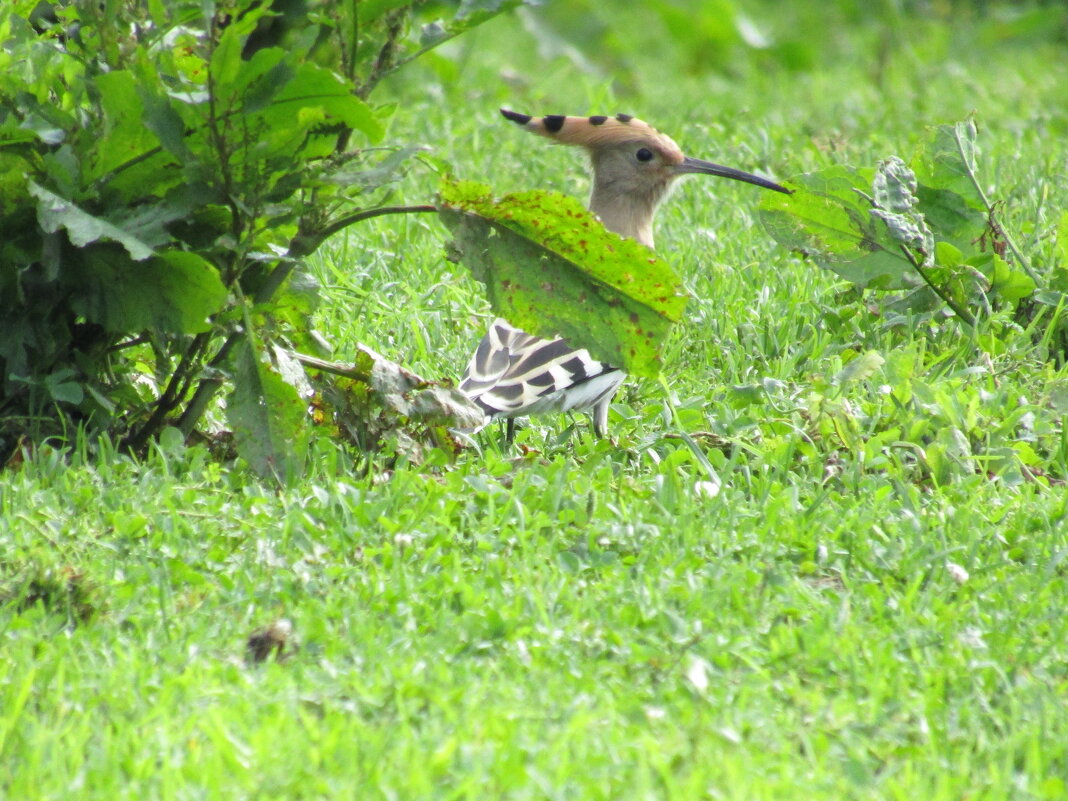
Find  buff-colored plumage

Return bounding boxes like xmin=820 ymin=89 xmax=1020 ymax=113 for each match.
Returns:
xmin=501 ymin=110 xmax=686 ymax=165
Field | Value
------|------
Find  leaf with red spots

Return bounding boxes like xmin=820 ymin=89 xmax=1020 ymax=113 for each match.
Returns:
xmin=438 ymin=179 xmax=687 ymax=378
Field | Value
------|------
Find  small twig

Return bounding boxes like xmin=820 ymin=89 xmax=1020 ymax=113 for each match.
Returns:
xmin=107 ymin=334 xmax=149 ymax=353
xmin=286 ymin=351 xmax=369 ymax=379
xmin=899 ymin=244 xmax=976 ymax=326
xmin=124 ymin=331 xmax=211 ymax=451
xmin=319 ymin=203 xmax=437 ymax=243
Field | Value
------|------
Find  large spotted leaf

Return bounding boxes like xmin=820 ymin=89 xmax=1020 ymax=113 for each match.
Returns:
xmin=438 ymin=179 xmax=687 ymax=378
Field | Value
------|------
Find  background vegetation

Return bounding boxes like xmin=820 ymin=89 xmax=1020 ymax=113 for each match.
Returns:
xmin=3 ymin=1 xmax=1068 ymax=799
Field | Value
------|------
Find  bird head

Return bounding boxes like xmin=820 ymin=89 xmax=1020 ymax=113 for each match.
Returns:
xmin=500 ymin=109 xmax=789 ymax=246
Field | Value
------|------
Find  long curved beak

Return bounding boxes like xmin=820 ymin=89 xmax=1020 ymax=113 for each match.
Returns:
xmin=675 ymin=156 xmax=792 ymax=194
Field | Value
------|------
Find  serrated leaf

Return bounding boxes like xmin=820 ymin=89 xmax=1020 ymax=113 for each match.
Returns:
xmin=110 ymin=199 xmax=193 ymax=249
xmin=438 ymin=179 xmax=688 ymax=378
xmin=227 ymin=333 xmax=309 ymax=481
xmin=241 ymin=57 xmax=295 ymax=114
xmin=232 ymin=46 xmax=287 ymax=96
xmin=209 ymin=4 xmax=274 ymax=90
xmin=29 ymin=182 xmax=156 ymax=260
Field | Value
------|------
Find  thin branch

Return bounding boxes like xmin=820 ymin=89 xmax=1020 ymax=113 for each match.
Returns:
xmin=175 ymin=335 xmax=239 ymax=437
xmin=256 ymin=204 xmax=436 ymax=304
xmin=317 ymin=203 xmax=437 ymax=244
xmin=355 ymin=8 xmax=406 ymax=100
xmin=899 ymin=244 xmax=976 ymax=326
xmin=108 ymin=334 xmax=149 ymax=353
xmin=123 ymin=331 xmax=211 ymax=451
xmin=286 ymin=350 xmax=371 ymax=380
xmin=344 ymin=0 xmax=360 ymax=83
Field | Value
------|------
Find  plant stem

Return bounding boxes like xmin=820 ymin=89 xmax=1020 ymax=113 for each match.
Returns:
xmin=355 ymin=8 xmax=406 ymax=99
xmin=900 ymin=244 xmax=976 ymax=326
xmin=954 ymin=126 xmax=1041 ymax=285
xmin=175 ymin=204 xmax=438 ymax=439
xmin=256 ymin=205 xmax=436 ymax=304
xmin=123 ymin=332 xmax=211 ymax=451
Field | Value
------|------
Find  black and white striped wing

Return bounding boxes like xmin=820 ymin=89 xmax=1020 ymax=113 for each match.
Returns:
xmin=459 ymin=319 xmax=624 ymax=421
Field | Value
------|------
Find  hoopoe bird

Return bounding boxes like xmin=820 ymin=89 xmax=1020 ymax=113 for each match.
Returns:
xmin=459 ymin=109 xmax=790 ymax=440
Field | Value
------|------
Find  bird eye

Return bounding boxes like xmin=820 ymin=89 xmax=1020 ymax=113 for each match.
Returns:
xmin=635 ymin=148 xmax=654 ymax=162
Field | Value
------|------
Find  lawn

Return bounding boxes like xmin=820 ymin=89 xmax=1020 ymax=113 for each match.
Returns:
xmin=3 ymin=3 xmax=1068 ymax=799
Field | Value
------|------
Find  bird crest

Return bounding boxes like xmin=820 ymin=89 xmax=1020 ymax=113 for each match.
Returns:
xmin=500 ymin=108 xmax=685 ymax=163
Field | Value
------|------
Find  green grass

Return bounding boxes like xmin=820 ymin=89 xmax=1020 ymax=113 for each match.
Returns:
xmin=4 ymin=4 xmax=1068 ymax=799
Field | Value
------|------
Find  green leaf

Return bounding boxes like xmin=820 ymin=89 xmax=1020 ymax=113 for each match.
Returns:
xmin=758 ymin=166 xmax=916 ymax=289
xmin=911 ymin=119 xmax=985 ymax=213
xmin=71 ymin=249 xmax=227 ymax=334
xmin=1033 ymin=289 xmax=1067 ymax=308
xmin=110 ymin=200 xmax=193 ymax=249
xmin=227 ymin=332 xmax=309 ymax=482
xmin=358 ymin=0 xmax=414 ymax=24
xmin=139 ymin=89 xmax=193 ymax=162
xmin=872 ymin=156 xmax=918 ymax=213
xmin=21 ymin=113 xmax=66 ymax=145
xmin=438 ymin=179 xmax=688 ymax=378
xmin=267 ymin=64 xmax=384 ymax=143
xmin=914 ymin=184 xmax=986 ymax=252
xmin=90 ymin=70 xmax=159 ymax=180
xmin=240 ymin=56 xmax=295 ymax=114
xmin=432 ymin=0 xmax=523 ymax=42
xmin=835 ymin=350 xmax=885 ymax=385
xmin=934 ymin=241 xmax=964 ymax=268
xmin=1058 ymin=211 xmax=1068 ymax=263
xmin=870 ymin=157 xmax=933 ymax=256
xmin=209 ymin=3 xmax=274 ymax=91
xmin=29 ymin=181 xmax=156 ymax=260
xmin=44 ymin=369 xmax=84 ymax=405
xmin=320 ymin=145 xmax=428 ymax=190
xmin=975 ymin=252 xmax=1036 ymax=302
